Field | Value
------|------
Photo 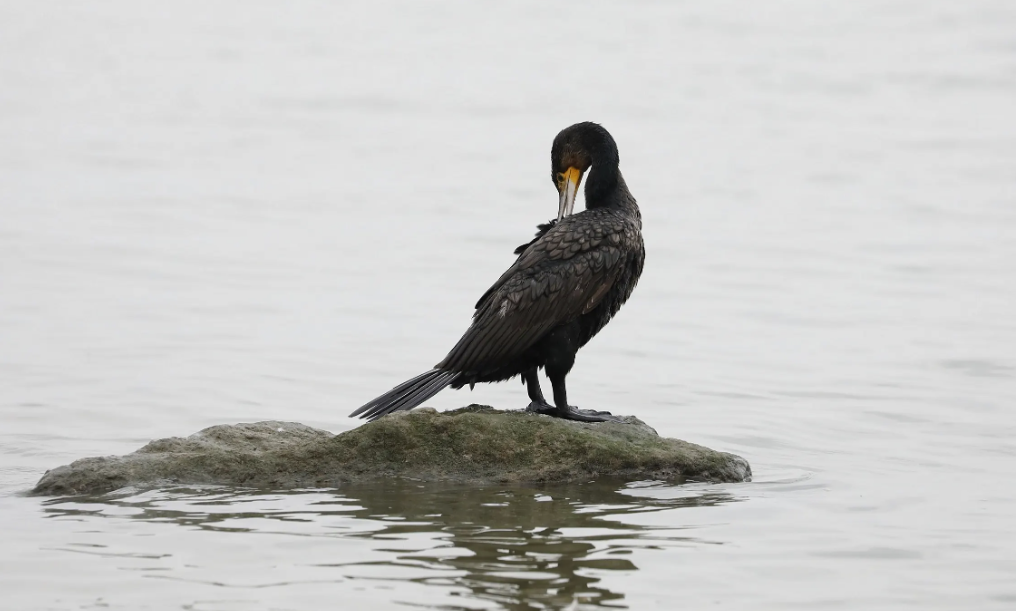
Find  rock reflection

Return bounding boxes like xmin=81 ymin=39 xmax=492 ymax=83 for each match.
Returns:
xmin=42 ymin=480 xmax=742 ymax=609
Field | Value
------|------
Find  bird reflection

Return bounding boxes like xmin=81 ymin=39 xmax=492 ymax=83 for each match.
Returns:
xmin=41 ymin=480 xmax=741 ymax=610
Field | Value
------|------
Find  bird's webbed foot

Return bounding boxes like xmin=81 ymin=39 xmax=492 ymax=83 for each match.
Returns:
xmin=525 ymin=400 xmax=555 ymax=414
xmin=527 ymin=402 xmax=622 ymax=423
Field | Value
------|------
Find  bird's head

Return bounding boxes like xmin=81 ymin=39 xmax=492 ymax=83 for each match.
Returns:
xmin=551 ymin=122 xmax=618 ymax=221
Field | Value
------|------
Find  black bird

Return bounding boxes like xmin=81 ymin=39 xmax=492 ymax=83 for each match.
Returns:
xmin=351 ymin=122 xmax=645 ymax=423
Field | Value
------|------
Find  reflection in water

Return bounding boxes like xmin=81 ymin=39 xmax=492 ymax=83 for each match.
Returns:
xmin=42 ymin=480 xmax=742 ymax=609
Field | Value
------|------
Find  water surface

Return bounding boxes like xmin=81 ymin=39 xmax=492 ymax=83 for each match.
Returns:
xmin=0 ymin=1 xmax=1013 ymax=609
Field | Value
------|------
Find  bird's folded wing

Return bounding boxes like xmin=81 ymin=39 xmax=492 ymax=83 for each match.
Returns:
xmin=438 ymin=240 xmax=626 ymax=373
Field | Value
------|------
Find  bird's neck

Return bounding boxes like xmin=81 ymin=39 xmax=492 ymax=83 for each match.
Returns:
xmin=585 ymin=166 xmax=634 ymax=211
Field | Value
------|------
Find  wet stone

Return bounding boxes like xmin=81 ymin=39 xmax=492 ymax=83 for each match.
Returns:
xmin=31 ymin=405 xmax=751 ymax=496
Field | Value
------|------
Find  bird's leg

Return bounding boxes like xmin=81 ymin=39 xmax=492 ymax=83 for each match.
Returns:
xmin=528 ymin=324 xmax=622 ymax=422
xmin=523 ymin=368 xmax=555 ymax=413
xmin=546 ymin=370 xmax=621 ymax=423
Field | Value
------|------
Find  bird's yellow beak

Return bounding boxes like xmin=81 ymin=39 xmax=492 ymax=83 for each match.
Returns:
xmin=556 ymin=167 xmax=583 ymax=222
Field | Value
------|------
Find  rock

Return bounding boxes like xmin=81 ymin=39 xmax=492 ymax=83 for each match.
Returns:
xmin=31 ymin=405 xmax=751 ymax=496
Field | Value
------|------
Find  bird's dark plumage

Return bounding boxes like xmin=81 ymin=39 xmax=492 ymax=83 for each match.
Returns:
xmin=352 ymin=122 xmax=644 ymax=422
xmin=513 ymin=220 xmax=557 ymax=256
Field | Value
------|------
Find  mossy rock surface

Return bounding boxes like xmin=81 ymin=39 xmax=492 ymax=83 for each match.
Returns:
xmin=32 ymin=405 xmax=751 ymax=496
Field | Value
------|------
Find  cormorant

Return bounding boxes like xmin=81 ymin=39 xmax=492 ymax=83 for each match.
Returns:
xmin=351 ymin=122 xmax=644 ymax=423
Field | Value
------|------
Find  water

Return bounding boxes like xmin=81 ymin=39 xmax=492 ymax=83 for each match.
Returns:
xmin=0 ymin=1 xmax=1013 ymax=609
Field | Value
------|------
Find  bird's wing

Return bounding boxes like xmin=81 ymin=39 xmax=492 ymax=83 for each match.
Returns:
xmin=439 ymin=216 xmax=630 ymax=374
xmin=512 ymin=219 xmax=557 ymax=256
xmin=473 ymin=219 xmax=557 ymax=310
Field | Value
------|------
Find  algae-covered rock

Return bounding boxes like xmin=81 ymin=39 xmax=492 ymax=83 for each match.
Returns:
xmin=32 ymin=405 xmax=750 ymax=496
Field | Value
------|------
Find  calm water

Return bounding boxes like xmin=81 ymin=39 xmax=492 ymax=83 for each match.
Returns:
xmin=1 ymin=1 xmax=1013 ymax=609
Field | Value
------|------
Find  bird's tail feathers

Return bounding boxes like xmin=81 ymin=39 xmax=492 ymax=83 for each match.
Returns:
xmin=349 ymin=369 xmax=456 ymax=421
